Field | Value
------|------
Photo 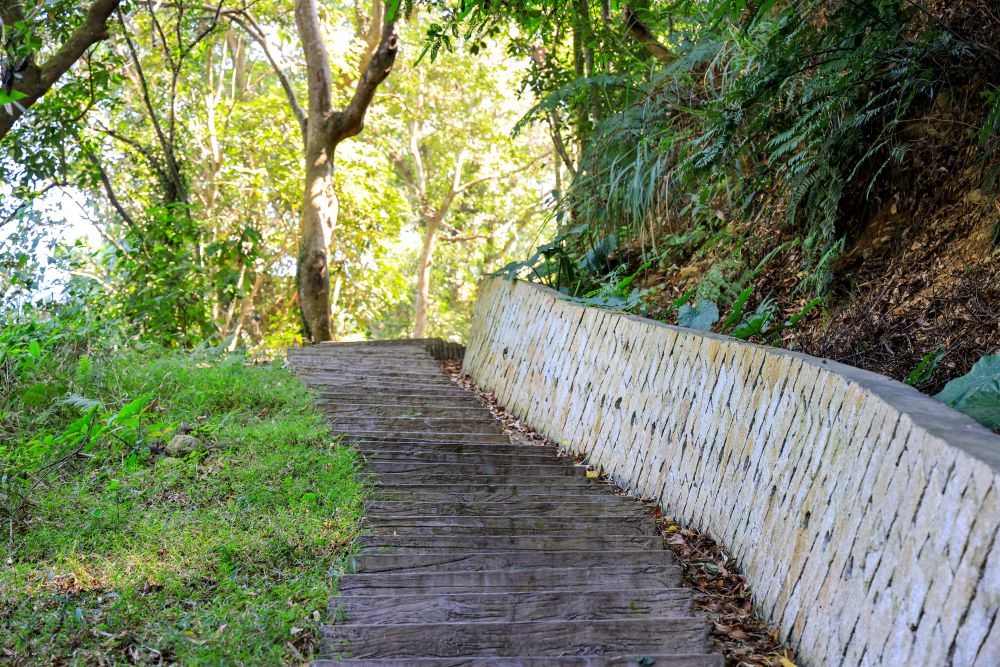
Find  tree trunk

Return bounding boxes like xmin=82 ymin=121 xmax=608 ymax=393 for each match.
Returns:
xmin=413 ymin=215 xmax=440 ymax=339
xmin=293 ymin=0 xmax=398 ymax=343
xmin=297 ymin=134 xmax=337 ymax=343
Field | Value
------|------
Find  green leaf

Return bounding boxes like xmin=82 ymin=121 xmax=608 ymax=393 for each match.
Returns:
xmin=722 ymin=286 xmax=753 ymax=332
xmin=112 ymin=393 xmax=154 ymax=424
xmin=935 ymin=353 xmax=1000 ymax=430
xmin=678 ymin=301 xmax=720 ymax=332
xmin=386 ymin=0 xmax=402 ymax=22
xmin=61 ymin=394 xmax=103 ymax=411
xmin=0 ymin=89 xmax=28 ymax=105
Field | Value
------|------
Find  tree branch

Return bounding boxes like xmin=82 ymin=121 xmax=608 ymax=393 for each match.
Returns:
xmin=358 ymin=0 xmax=385 ymax=73
xmin=433 ymin=149 xmax=467 ymax=222
xmin=294 ymin=0 xmax=334 ymax=118
xmin=0 ymin=0 xmax=120 ymax=139
xmin=455 ymin=150 xmax=552 ymax=196
xmin=94 ymin=124 xmax=163 ymax=175
xmin=117 ymin=7 xmax=185 ymax=201
xmin=407 ymin=120 xmax=428 ymax=206
xmin=0 ymin=181 xmax=64 ymax=229
xmin=547 ymin=110 xmax=577 ymax=177
xmin=229 ymin=13 xmax=306 ymax=138
xmin=86 ymin=149 xmax=138 ymax=228
xmin=335 ymin=17 xmax=399 ymax=141
xmin=624 ymin=6 xmax=675 ymax=65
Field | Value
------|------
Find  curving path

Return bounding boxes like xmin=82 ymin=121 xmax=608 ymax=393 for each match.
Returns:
xmin=289 ymin=339 xmax=723 ymax=667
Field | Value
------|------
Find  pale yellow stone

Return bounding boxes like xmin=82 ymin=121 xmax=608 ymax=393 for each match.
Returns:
xmin=463 ymin=277 xmax=1000 ymax=666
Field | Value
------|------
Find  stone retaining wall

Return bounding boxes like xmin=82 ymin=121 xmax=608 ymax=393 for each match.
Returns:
xmin=463 ymin=277 xmax=1000 ymax=666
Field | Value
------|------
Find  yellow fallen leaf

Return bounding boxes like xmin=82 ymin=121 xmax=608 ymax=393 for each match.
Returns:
xmin=585 ymin=470 xmax=599 ymax=479
xmin=666 ymin=525 xmax=680 ymax=533
xmin=780 ymin=658 xmax=797 ymax=667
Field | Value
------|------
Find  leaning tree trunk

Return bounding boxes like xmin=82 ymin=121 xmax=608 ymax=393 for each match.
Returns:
xmin=413 ymin=215 xmax=441 ymax=339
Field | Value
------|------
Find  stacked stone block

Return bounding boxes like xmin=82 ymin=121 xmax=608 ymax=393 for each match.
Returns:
xmin=463 ymin=277 xmax=1000 ymax=666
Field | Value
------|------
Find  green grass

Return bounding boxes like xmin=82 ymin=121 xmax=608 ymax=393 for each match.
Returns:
xmin=1 ymin=349 xmax=365 ymax=665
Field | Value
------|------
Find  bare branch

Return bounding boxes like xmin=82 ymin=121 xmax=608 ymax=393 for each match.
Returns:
xmin=86 ymin=149 xmax=138 ymax=228
xmin=408 ymin=120 xmax=428 ymax=203
xmin=68 ymin=269 xmax=113 ymax=288
xmin=455 ymin=150 xmax=553 ymax=196
xmin=0 ymin=181 xmax=65 ymax=229
xmin=117 ymin=7 xmax=185 ymax=200
xmin=547 ymin=110 xmax=577 ymax=177
xmin=358 ymin=0 xmax=385 ymax=73
xmin=433 ymin=149 xmax=467 ymax=222
xmin=94 ymin=124 xmax=163 ymax=175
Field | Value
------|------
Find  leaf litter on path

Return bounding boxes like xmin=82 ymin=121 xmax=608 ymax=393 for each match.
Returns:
xmin=441 ymin=359 xmax=798 ymax=667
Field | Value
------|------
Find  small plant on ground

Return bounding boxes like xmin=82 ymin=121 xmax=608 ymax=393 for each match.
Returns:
xmin=904 ymin=347 xmax=947 ymax=387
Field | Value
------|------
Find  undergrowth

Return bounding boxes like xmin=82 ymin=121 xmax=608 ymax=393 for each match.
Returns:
xmin=0 ymin=309 xmax=364 ymax=665
xmin=494 ymin=0 xmax=999 ymax=414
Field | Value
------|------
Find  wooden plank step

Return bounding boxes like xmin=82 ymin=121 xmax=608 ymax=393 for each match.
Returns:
xmin=346 ymin=431 xmax=510 ymax=443
xmin=317 ymin=393 xmax=482 ymax=405
xmin=365 ymin=500 xmax=648 ymax=518
xmin=292 ymin=364 xmax=447 ymax=374
xmin=319 ymin=404 xmax=491 ymax=418
xmin=295 ymin=366 xmax=447 ymax=376
xmin=351 ymin=550 xmax=673 ymax=573
xmin=371 ymin=490 xmax=617 ymax=504
xmin=316 ymin=656 xmax=723 ymax=667
xmin=356 ymin=441 xmax=557 ymax=455
xmin=351 ymin=436 xmax=518 ymax=448
xmin=325 ymin=407 xmax=492 ymax=418
xmin=371 ymin=474 xmax=598 ymax=488
xmin=360 ymin=450 xmax=561 ymax=465
xmin=321 ymin=618 xmax=709 ymax=658
xmin=370 ymin=482 xmax=607 ymax=499
xmin=305 ymin=379 xmax=464 ymax=391
xmin=336 ymin=418 xmax=500 ymax=433
xmin=357 ymin=534 xmax=665 ymax=553
xmin=338 ymin=565 xmax=682 ymax=595
xmin=314 ymin=389 xmax=473 ymax=401
xmin=364 ymin=515 xmax=655 ymax=536
xmin=363 ymin=462 xmax=583 ymax=476
xmin=330 ymin=588 xmax=691 ymax=624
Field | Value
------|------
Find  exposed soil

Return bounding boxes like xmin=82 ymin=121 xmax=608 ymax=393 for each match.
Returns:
xmin=633 ymin=113 xmax=999 ymax=397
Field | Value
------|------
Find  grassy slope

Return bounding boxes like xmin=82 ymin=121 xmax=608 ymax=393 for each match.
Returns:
xmin=2 ymin=350 xmax=363 ymax=665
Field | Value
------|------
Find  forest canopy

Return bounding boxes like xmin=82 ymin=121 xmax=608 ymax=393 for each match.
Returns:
xmin=1 ymin=0 xmax=553 ymax=346
xmin=1 ymin=0 xmax=998 ymax=387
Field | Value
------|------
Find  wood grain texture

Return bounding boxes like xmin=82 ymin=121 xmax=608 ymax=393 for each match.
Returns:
xmin=351 ymin=550 xmax=674 ymax=573
xmin=288 ymin=338 xmax=720 ymax=665
xmin=329 ymin=587 xmax=692 ymax=623
xmin=322 ymin=618 xmax=709 ymax=658
xmin=316 ymin=655 xmax=724 ymax=666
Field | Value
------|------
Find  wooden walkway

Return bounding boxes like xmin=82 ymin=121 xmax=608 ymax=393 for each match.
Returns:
xmin=289 ymin=339 xmax=723 ymax=667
